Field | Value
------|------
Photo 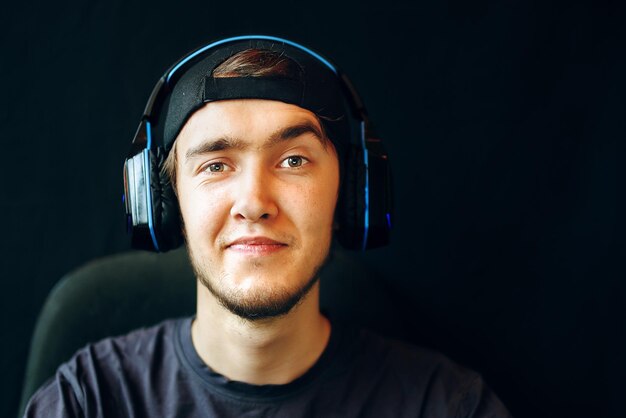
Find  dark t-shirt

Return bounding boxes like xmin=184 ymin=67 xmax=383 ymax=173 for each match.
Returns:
xmin=24 ymin=318 xmax=512 ymax=417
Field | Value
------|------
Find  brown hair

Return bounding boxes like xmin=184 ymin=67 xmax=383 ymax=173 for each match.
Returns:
xmin=162 ymin=49 xmax=305 ymax=190
xmin=211 ymin=49 xmax=303 ymax=79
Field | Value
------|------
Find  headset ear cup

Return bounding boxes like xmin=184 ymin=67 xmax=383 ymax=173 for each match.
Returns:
xmin=336 ymin=145 xmax=366 ymax=249
xmin=149 ymin=148 xmax=184 ymax=251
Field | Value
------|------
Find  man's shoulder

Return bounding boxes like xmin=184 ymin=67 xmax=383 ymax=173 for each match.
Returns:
xmin=345 ymin=328 xmax=512 ymax=417
xmin=51 ymin=316 xmax=188 ymax=396
xmin=25 ymin=318 xmax=190 ymax=417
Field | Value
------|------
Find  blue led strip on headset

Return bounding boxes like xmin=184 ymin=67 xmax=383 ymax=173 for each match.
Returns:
xmin=144 ymin=121 xmax=161 ymax=251
xmin=166 ymin=35 xmax=338 ymax=84
xmin=361 ymin=121 xmax=370 ymax=251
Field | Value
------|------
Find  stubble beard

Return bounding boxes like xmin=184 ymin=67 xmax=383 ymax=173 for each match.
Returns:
xmin=188 ymin=245 xmax=330 ymax=322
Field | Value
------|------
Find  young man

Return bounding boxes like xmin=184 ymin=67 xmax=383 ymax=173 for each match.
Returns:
xmin=24 ymin=36 xmax=512 ymax=417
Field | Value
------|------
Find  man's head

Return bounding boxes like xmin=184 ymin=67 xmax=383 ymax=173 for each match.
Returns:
xmin=166 ymin=49 xmax=340 ymax=320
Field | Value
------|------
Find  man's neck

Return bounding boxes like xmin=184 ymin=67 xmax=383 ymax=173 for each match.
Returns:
xmin=191 ymin=282 xmax=331 ymax=385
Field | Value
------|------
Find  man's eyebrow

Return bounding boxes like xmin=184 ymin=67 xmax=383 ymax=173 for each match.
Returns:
xmin=266 ymin=121 xmax=326 ymax=148
xmin=184 ymin=136 xmax=247 ymax=162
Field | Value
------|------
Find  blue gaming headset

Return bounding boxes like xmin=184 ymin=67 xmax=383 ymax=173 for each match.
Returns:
xmin=123 ymin=35 xmax=392 ymax=252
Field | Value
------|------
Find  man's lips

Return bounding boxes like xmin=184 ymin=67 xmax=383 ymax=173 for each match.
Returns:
xmin=226 ymin=237 xmax=288 ymax=255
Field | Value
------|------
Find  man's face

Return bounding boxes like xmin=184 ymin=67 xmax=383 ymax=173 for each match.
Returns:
xmin=175 ymin=99 xmax=340 ymax=320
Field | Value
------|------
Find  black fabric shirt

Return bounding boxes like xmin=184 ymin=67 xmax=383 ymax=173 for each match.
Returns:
xmin=24 ymin=318 xmax=512 ymax=417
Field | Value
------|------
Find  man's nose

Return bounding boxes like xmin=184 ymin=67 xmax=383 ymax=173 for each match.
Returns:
xmin=229 ymin=167 xmax=279 ymax=222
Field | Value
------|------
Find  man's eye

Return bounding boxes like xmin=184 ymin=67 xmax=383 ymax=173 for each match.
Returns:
xmin=281 ymin=156 xmax=308 ymax=168
xmin=205 ymin=162 xmax=226 ymax=172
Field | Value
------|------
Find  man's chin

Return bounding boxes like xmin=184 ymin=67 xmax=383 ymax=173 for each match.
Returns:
xmin=201 ymin=275 xmax=320 ymax=321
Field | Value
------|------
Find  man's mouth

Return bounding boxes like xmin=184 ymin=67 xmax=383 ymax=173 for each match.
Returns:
xmin=226 ymin=236 xmax=288 ymax=255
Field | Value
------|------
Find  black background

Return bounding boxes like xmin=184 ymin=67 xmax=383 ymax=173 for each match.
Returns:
xmin=1 ymin=0 xmax=625 ymax=417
